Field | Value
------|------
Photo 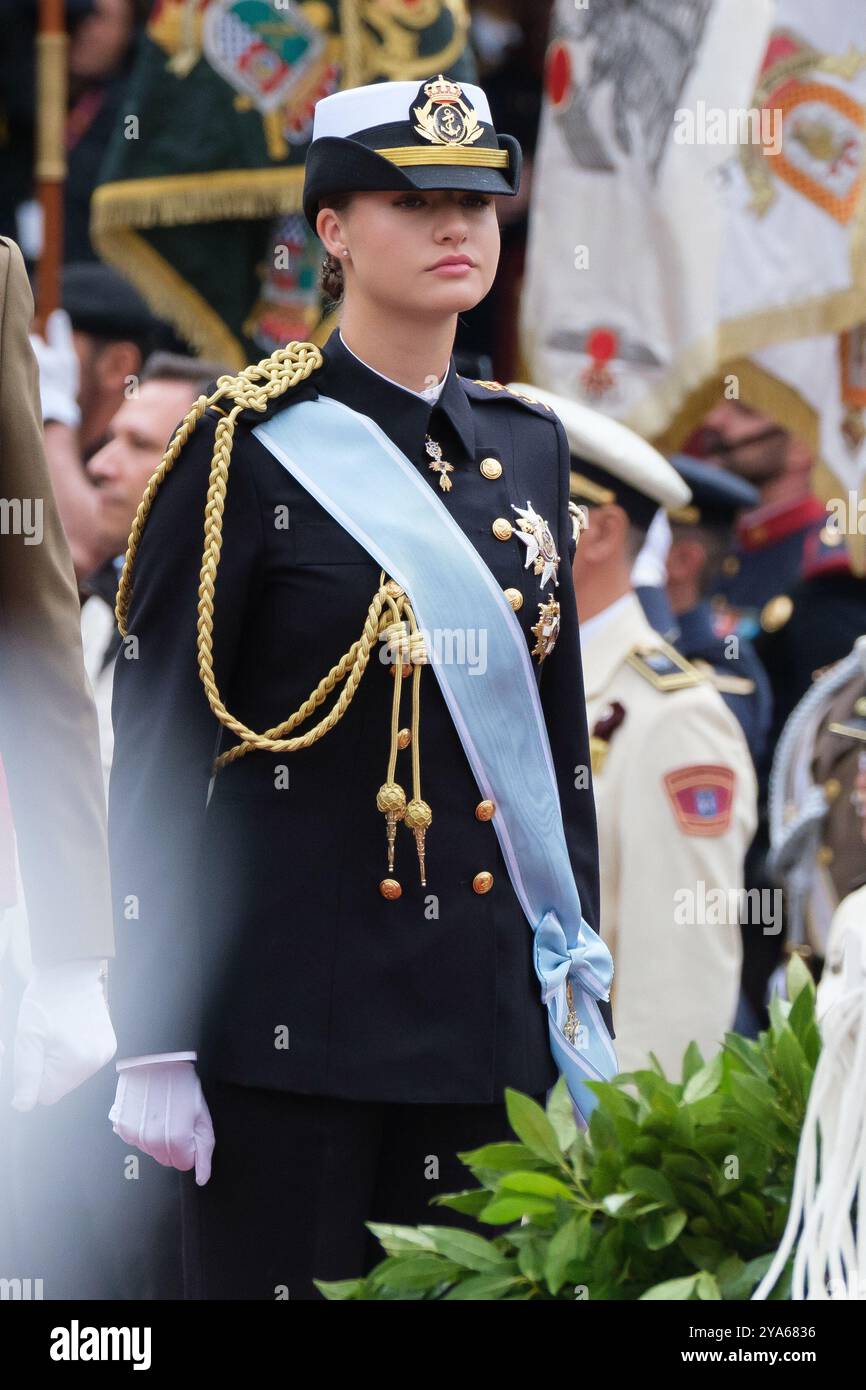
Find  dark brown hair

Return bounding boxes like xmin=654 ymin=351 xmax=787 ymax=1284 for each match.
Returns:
xmin=140 ymin=351 xmax=230 ymax=397
xmin=317 ymin=192 xmax=354 ymax=304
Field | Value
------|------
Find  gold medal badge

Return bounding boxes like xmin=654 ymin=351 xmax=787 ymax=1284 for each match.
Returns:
xmin=531 ymin=599 xmax=561 ymax=663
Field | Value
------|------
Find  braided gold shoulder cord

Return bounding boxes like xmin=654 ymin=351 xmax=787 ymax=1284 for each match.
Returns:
xmin=114 ymin=341 xmax=432 ymax=885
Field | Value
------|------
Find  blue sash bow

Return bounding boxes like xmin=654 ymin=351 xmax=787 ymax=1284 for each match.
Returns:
xmin=254 ymin=394 xmax=617 ymax=1123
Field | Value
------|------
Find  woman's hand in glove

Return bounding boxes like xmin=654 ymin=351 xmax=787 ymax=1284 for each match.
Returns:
xmin=108 ymin=1059 xmax=214 ymax=1185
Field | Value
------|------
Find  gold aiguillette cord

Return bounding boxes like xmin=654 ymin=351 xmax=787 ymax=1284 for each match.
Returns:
xmin=376 ymin=577 xmax=432 ymax=885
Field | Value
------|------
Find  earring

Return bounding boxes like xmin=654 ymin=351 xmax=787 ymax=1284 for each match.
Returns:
xmin=342 ymin=249 xmax=349 ymax=257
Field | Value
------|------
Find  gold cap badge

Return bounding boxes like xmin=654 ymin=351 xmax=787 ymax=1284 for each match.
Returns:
xmin=413 ymin=74 xmax=485 ymax=148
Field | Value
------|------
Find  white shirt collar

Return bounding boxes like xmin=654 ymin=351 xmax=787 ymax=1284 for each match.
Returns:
xmin=578 ymin=591 xmax=634 ymax=644
xmin=338 ymin=329 xmax=447 ymax=404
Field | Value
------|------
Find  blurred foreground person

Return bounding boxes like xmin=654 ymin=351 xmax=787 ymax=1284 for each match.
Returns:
xmin=0 ymin=236 xmax=115 ymax=1104
xmin=513 ymin=385 xmax=758 ymax=1076
xmin=0 ymin=235 xmax=115 ymax=1292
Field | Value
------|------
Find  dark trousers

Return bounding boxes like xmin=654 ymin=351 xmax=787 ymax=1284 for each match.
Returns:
xmin=181 ymin=1079 xmax=547 ymax=1300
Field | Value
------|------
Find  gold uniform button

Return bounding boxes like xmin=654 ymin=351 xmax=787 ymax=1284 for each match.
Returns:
xmin=475 ymin=799 xmax=495 ymax=821
xmin=503 ymin=587 xmax=523 ymax=611
xmin=855 ymin=697 xmax=866 ymax=717
xmin=492 ymin=518 xmax=513 ymax=541
xmin=480 ymin=457 xmax=502 ymax=480
xmin=721 ymin=555 xmax=740 ymax=577
xmin=379 ymin=878 xmax=402 ymax=900
xmin=472 ymin=871 xmax=494 ymax=894
xmin=816 ymin=846 xmax=834 ymax=867
xmin=824 ymin=777 xmax=841 ymax=802
xmin=760 ymin=594 xmax=793 ymax=633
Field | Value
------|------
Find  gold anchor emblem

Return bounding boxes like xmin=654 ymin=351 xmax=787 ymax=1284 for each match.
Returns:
xmin=412 ymin=74 xmax=485 ymax=148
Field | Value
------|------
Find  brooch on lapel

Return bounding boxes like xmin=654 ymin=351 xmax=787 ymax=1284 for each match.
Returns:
xmin=425 ymin=435 xmax=454 ymax=492
xmin=512 ymin=500 xmax=560 ymax=590
xmin=531 ymin=599 xmax=560 ymax=663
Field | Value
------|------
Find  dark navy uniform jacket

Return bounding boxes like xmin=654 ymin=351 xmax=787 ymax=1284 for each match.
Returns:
xmin=674 ymin=600 xmax=772 ymax=771
xmin=107 ymin=327 xmax=611 ymax=1104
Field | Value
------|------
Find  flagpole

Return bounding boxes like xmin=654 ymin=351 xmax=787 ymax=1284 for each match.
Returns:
xmin=34 ymin=0 xmax=67 ymax=332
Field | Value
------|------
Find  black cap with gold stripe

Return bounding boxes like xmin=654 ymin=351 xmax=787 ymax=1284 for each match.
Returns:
xmin=302 ymin=75 xmax=521 ymax=232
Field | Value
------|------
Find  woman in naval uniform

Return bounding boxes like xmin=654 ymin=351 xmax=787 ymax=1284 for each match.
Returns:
xmin=107 ymin=75 xmax=615 ymax=1299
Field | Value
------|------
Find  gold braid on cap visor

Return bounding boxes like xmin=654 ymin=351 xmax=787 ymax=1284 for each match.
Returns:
xmin=114 ymin=340 xmax=433 ymax=887
xmin=373 ymin=146 xmax=509 ymax=167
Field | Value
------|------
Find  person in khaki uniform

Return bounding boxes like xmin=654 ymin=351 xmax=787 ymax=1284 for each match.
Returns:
xmin=511 ymin=384 xmax=758 ymax=1076
xmin=0 ymin=236 xmax=115 ymax=1107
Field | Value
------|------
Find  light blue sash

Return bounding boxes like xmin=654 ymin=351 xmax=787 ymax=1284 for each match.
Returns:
xmin=254 ymin=395 xmax=618 ymax=1123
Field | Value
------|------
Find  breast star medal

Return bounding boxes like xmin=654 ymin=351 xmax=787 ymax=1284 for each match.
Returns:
xmin=425 ymin=435 xmax=454 ymax=492
xmin=531 ymin=598 xmax=561 ymax=663
xmin=512 ymin=501 xmax=560 ymax=589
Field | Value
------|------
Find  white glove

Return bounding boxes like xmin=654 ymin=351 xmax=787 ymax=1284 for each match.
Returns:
xmin=29 ymin=307 xmax=81 ymax=429
xmin=109 ymin=1060 xmax=214 ymax=1185
xmin=10 ymin=957 xmax=117 ymax=1108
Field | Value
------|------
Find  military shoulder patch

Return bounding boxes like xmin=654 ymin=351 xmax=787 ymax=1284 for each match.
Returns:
xmin=459 ymin=377 xmax=555 ymax=416
xmin=664 ymin=765 xmax=736 ymax=836
xmin=626 ymin=639 xmax=703 ymax=691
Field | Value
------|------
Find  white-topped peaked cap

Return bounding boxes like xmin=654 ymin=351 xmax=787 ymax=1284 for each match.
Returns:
xmin=507 ymin=382 xmax=691 ymax=520
xmin=311 ymin=80 xmax=494 ymax=141
xmin=302 ymin=74 xmax=521 ymax=233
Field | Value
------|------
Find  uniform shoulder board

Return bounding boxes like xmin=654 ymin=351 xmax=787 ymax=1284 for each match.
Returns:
xmin=691 ymin=658 xmax=756 ymax=696
xmin=460 ymin=377 xmax=555 ymax=416
xmin=625 ymin=639 xmax=704 ymax=692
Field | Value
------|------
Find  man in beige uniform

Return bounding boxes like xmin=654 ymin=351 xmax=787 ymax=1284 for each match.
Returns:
xmin=512 ymin=385 xmax=758 ymax=1077
xmin=0 ymin=237 xmax=115 ymax=1106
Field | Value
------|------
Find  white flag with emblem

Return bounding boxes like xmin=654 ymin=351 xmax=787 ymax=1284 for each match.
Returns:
xmin=520 ymin=0 xmax=866 ymax=562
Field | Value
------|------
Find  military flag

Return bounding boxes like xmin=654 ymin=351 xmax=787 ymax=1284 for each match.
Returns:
xmin=521 ymin=0 xmax=866 ymax=566
xmin=91 ymin=0 xmax=475 ymax=368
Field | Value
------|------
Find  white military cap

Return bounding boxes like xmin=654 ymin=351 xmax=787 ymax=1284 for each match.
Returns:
xmin=507 ymin=383 xmax=691 ymax=525
xmin=303 ymin=74 xmax=521 ymax=232
xmin=311 ymin=80 xmax=495 ymax=141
